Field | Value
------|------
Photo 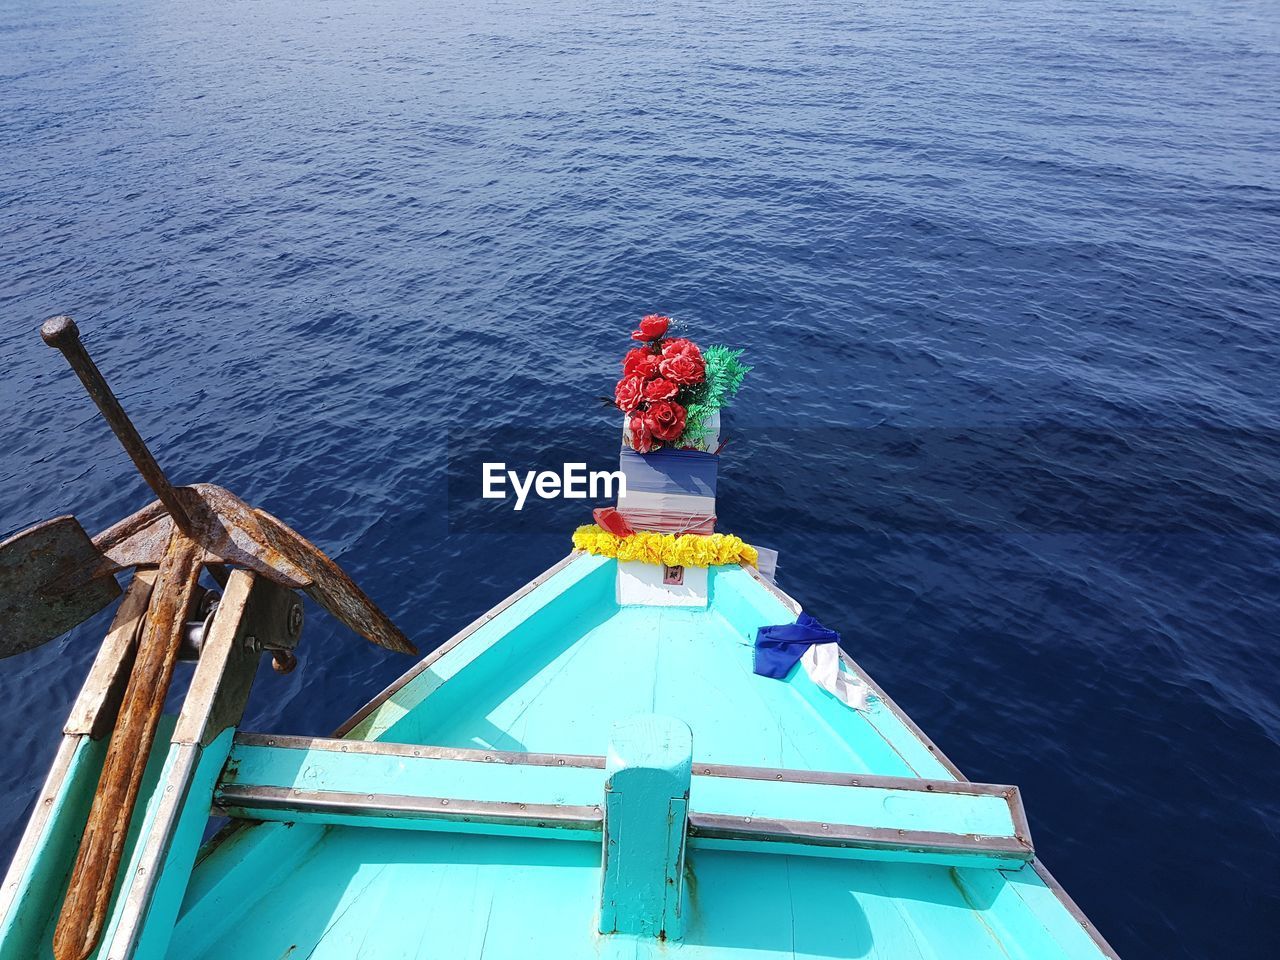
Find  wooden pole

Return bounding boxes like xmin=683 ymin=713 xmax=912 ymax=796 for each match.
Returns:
xmin=52 ymin=529 xmax=201 ymax=960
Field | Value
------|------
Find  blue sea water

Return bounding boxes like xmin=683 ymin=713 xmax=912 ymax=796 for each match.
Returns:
xmin=1 ymin=0 xmax=1277 ymax=956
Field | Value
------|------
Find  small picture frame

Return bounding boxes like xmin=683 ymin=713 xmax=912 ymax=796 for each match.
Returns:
xmin=662 ymin=564 xmax=685 ymax=586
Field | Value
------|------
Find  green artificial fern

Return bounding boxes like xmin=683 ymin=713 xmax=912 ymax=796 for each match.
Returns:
xmin=682 ymin=400 xmax=713 ymax=446
xmin=677 ymin=345 xmax=750 ymax=448
xmin=701 ymin=345 xmax=751 ymax=410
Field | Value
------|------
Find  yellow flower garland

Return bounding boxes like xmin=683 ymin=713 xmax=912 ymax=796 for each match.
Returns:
xmin=572 ymin=524 xmax=758 ymax=568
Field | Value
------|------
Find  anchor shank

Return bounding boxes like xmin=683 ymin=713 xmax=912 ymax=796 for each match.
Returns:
xmin=40 ymin=315 xmax=195 ymax=536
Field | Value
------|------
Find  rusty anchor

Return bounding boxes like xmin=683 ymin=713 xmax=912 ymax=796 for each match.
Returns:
xmin=0 ymin=316 xmax=416 ymax=960
xmin=2 ymin=316 xmax=414 ymax=660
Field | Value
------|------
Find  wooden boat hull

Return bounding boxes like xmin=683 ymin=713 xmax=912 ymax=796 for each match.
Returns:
xmin=0 ymin=553 xmax=1117 ymax=959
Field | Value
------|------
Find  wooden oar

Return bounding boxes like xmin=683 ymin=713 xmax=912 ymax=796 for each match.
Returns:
xmin=52 ymin=528 xmax=202 ymax=960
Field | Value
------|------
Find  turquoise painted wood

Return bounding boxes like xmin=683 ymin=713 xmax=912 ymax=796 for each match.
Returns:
xmin=0 ymin=736 xmax=106 ymax=960
xmin=169 ymin=820 xmax=327 ymax=957
xmin=96 ymin=727 xmax=238 ymax=960
xmin=693 ymin=775 xmax=1014 ymax=836
xmin=599 ymin=715 xmax=692 ymax=939
xmin=0 ymin=717 xmax=179 ymax=960
xmin=161 ymin=555 xmax=1112 ymax=959
xmin=212 ymin=734 xmax=1031 ymax=868
xmin=172 ymin=832 xmax=1100 ymax=960
xmin=347 ymin=559 xmax=957 ymax=779
xmin=2 ymin=552 xmax=1115 ymax=960
xmin=221 ymin=740 xmax=604 ymax=813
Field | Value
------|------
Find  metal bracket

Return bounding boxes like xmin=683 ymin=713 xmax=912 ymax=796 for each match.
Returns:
xmin=173 ymin=571 xmax=303 ymax=749
xmin=177 ymin=581 xmax=301 ymax=674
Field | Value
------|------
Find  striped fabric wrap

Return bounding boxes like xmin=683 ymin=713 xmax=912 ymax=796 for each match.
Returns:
xmin=617 ymin=448 xmax=717 ymax=535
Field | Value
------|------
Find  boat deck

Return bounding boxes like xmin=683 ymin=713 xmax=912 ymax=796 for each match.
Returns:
xmin=163 ymin=554 xmax=1110 ymax=960
xmin=363 ymin=604 xmax=938 ymax=775
xmin=188 ymin=827 xmax=1081 ymax=960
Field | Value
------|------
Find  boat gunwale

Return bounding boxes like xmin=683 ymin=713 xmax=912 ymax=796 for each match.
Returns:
xmin=738 ymin=562 xmax=970 ymax=782
xmin=331 ymin=551 xmax=585 ymax=739
xmin=1030 ymin=859 xmax=1120 ymax=959
xmin=736 ymin=563 xmax=1119 ymax=958
xmin=0 ymin=734 xmax=84 ymax=927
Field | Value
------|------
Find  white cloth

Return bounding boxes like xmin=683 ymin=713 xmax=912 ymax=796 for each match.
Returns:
xmin=801 ymin=642 xmax=870 ymax=710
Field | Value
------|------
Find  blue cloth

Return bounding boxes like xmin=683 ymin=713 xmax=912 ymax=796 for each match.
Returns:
xmin=753 ymin=614 xmax=842 ymax=679
xmin=618 ymin=447 xmax=718 ymax=497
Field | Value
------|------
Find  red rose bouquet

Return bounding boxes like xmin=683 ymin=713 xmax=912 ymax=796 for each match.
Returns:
xmin=612 ymin=314 xmax=749 ymax=453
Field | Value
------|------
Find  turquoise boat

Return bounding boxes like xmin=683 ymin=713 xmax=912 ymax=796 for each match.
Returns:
xmin=0 ymin=548 xmax=1118 ymax=960
xmin=0 ymin=317 xmax=1117 ymax=960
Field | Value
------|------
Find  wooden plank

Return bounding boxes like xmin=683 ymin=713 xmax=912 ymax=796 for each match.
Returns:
xmin=0 ymin=737 xmax=104 ymax=960
xmin=598 ymin=716 xmax=692 ymax=939
xmin=64 ymin=570 xmax=157 ymax=739
xmin=97 ymin=731 xmax=239 ymax=960
xmin=216 ymin=733 xmax=1033 ymax=869
xmin=1 ymin=572 xmax=156 ymax=957
xmin=218 ymin=736 xmax=604 ymax=840
xmin=96 ymin=570 xmax=273 ymax=960
xmin=54 ymin=531 xmax=201 ymax=960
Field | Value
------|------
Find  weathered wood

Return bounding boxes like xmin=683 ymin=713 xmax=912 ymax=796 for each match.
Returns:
xmin=0 ymin=736 xmax=103 ymax=960
xmin=52 ymin=530 xmax=201 ymax=960
xmin=101 ymin=570 xmax=270 ymax=959
xmin=599 ymin=715 xmax=693 ymax=941
xmin=215 ymin=731 xmax=1033 ymax=869
xmin=2 ymin=573 xmax=156 ymax=959
xmin=64 ymin=570 xmax=157 ymax=739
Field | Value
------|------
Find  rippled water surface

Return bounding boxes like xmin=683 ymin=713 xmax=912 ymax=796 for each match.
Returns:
xmin=2 ymin=1 xmax=1278 ymax=957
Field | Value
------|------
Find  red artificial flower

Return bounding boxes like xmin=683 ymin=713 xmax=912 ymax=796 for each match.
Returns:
xmin=644 ymin=399 xmax=686 ymax=442
xmin=627 ymin=413 xmax=655 ymax=453
xmin=660 ymin=337 xmax=701 ymax=361
xmin=622 ymin=348 xmax=662 ymax=380
xmin=631 ymin=314 xmax=671 ymax=342
xmin=659 ymin=351 xmax=705 ymax=386
xmin=614 ymin=376 xmax=645 ymax=412
xmin=642 ymin=377 xmax=678 ymax=402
